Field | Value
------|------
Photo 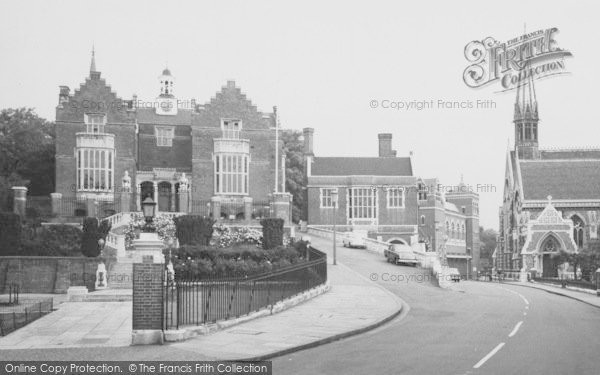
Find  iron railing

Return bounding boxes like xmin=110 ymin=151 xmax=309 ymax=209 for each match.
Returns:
xmin=533 ymin=276 xmax=596 ymax=290
xmin=0 ymin=297 xmax=53 ymax=336
xmin=1 ymin=284 xmax=20 ymax=305
xmin=164 ymin=247 xmax=327 ymax=330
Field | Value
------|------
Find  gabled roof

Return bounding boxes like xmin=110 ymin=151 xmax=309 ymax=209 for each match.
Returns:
xmin=519 ymin=159 xmax=600 ymax=200
xmin=136 ymin=108 xmax=193 ymax=125
xmin=311 ymin=157 xmax=413 ymax=176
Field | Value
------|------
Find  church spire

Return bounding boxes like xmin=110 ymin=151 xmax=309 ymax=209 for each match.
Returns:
xmin=513 ymin=66 xmax=538 ymax=122
xmin=513 ymin=62 xmax=540 ymax=159
xmin=90 ymin=45 xmax=97 ymax=73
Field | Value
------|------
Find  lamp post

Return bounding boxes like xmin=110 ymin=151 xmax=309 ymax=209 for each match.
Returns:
xmin=331 ymin=189 xmax=338 ymax=266
xmin=142 ymin=197 xmax=157 ymax=231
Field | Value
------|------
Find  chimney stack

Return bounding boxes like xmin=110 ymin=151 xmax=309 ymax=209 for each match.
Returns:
xmin=378 ymin=133 xmax=395 ymax=157
xmin=303 ymin=127 xmax=314 ymax=156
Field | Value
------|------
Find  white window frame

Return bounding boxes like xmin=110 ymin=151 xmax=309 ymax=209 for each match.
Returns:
xmin=214 ymin=153 xmax=249 ymax=195
xmin=221 ymin=119 xmax=242 ymax=139
xmin=387 ymin=187 xmax=405 ymax=208
xmin=76 ymin=148 xmax=114 ymax=192
xmin=348 ymin=187 xmax=377 ymax=220
xmin=84 ymin=113 xmax=106 ymax=134
xmin=155 ymin=126 xmax=174 ymax=147
xmin=320 ymin=188 xmax=337 ymax=208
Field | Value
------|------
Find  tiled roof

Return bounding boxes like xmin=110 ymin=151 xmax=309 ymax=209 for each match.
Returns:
xmin=136 ymin=108 xmax=192 ymax=125
xmin=311 ymin=157 xmax=412 ymax=176
xmin=444 ymin=201 xmax=459 ymax=213
xmin=519 ymin=160 xmax=600 ymax=200
xmin=540 ymin=149 xmax=600 ymax=160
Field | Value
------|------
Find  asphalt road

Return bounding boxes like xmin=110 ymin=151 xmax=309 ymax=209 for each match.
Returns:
xmin=272 ymin=237 xmax=600 ymax=375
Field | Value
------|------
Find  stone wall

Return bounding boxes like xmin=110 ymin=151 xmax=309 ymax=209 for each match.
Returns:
xmin=0 ymin=256 xmax=99 ymax=293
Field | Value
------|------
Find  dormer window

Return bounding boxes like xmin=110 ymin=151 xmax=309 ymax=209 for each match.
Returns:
xmin=84 ymin=114 xmax=106 ymax=134
xmin=156 ymin=126 xmax=174 ymax=147
xmin=221 ymin=119 xmax=241 ymax=139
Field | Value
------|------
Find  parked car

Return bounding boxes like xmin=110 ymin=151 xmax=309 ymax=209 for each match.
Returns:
xmin=342 ymin=230 xmax=368 ymax=248
xmin=448 ymin=268 xmax=461 ymax=282
xmin=384 ymin=243 xmax=418 ymax=266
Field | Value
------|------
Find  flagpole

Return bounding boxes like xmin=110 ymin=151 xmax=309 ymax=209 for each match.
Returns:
xmin=274 ymin=106 xmax=279 ymax=193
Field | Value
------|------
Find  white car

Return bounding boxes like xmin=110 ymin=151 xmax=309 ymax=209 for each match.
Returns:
xmin=342 ymin=230 xmax=368 ymax=248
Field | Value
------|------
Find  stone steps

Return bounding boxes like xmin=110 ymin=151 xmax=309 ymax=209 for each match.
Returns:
xmin=85 ymin=291 xmax=132 ymax=302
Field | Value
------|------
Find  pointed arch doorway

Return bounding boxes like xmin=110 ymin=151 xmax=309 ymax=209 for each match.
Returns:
xmin=539 ymin=235 xmax=561 ymax=277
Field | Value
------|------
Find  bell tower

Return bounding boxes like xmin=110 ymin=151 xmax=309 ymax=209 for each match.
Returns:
xmin=156 ymin=67 xmax=178 ymax=115
xmin=513 ymin=67 xmax=539 ymax=159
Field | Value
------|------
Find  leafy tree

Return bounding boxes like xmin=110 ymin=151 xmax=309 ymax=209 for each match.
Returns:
xmin=479 ymin=227 xmax=497 ymax=266
xmin=281 ymin=129 xmax=305 ymax=223
xmin=0 ymin=108 xmax=55 ymax=209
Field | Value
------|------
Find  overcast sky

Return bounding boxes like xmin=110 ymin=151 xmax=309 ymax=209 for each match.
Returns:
xmin=1 ymin=0 xmax=598 ymax=229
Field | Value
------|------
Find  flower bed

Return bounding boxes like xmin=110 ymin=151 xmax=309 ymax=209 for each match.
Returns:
xmin=167 ymin=241 xmax=310 ymax=279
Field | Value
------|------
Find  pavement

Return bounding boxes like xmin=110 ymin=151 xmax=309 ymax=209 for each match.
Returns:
xmin=0 ymin=237 xmax=404 ymax=360
xmin=0 ymin=301 xmax=131 ymax=349
xmin=500 ymin=280 xmax=600 ymax=308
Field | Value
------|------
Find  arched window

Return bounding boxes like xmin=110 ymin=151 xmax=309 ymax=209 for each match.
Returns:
xmin=446 ymin=221 xmax=450 ymax=236
xmin=572 ymin=215 xmax=585 ymax=249
xmin=541 ymin=235 xmax=560 ymax=253
xmin=461 ymin=224 xmax=465 ymax=240
xmin=451 ymin=223 xmax=455 ymax=239
xmin=420 ymin=215 xmax=426 ymax=226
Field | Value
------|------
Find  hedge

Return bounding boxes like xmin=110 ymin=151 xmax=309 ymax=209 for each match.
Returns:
xmin=19 ymin=225 xmax=83 ymax=257
xmin=0 ymin=212 xmax=21 ymax=255
xmin=174 ymin=215 xmax=215 ymax=246
xmin=260 ymin=218 xmax=284 ymax=249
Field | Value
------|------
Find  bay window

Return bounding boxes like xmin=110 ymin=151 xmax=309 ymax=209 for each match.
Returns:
xmin=76 ymin=148 xmax=114 ymax=191
xmin=215 ymin=153 xmax=249 ymax=194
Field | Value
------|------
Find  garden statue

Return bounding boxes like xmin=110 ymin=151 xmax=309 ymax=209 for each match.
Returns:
xmin=179 ymin=172 xmax=189 ymax=191
xmin=122 ymin=171 xmax=131 ymax=191
xmin=95 ymin=262 xmax=107 ymax=290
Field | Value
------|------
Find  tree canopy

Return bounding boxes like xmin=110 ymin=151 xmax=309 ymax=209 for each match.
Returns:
xmin=0 ymin=108 xmax=55 ymax=210
xmin=281 ymin=129 xmax=305 ymax=223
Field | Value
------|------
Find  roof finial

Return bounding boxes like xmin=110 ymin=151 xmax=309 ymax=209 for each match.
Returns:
xmin=90 ymin=45 xmax=97 ymax=73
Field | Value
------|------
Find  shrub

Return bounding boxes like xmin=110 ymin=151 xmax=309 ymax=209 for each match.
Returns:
xmin=80 ymin=217 xmax=111 ymax=257
xmin=81 ymin=217 xmax=99 ymax=257
xmin=39 ymin=225 xmax=83 ymax=256
xmin=0 ymin=212 xmax=22 ymax=255
xmin=174 ymin=215 xmax=215 ymax=246
xmin=260 ymin=218 xmax=284 ymax=249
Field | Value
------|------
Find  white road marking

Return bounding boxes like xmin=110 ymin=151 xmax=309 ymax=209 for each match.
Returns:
xmin=473 ymin=342 xmax=505 ymax=369
xmin=508 ymin=321 xmax=523 ymax=337
xmin=525 ymin=305 xmax=529 ymax=310
xmin=524 ymin=312 xmax=527 ymax=316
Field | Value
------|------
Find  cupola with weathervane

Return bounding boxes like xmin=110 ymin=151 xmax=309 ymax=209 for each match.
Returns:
xmin=156 ymin=67 xmax=178 ymax=115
